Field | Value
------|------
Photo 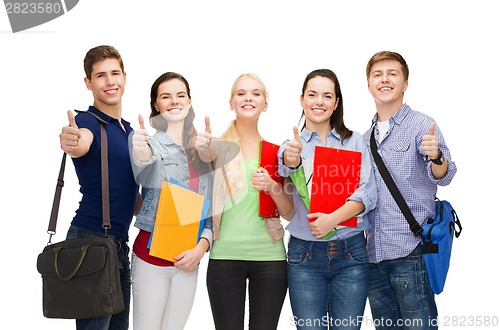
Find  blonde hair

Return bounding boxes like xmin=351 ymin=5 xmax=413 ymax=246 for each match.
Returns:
xmin=229 ymin=73 xmax=269 ymax=102
xmin=219 ymin=120 xmax=244 ymax=198
xmin=366 ymin=51 xmax=409 ymax=81
xmin=220 ymin=73 xmax=269 ymax=198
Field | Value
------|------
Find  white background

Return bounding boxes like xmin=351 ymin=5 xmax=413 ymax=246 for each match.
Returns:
xmin=1 ymin=0 xmax=498 ymax=329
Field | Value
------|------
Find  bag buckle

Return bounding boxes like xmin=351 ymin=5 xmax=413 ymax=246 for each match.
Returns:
xmin=103 ymin=225 xmax=111 ymax=238
xmin=46 ymin=230 xmax=56 ymax=245
xmin=410 ymin=222 xmax=423 ymax=237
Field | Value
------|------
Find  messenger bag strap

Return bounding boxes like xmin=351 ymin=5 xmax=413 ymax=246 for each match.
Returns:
xmin=47 ymin=152 xmax=67 ymax=242
xmin=46 ymin=111 xmax=110 ymax=243
xmin=74 ymin=110 xmax=110 ymax=231
xmin=369 ymin=127 xmax=423 ymax=236
xmin=99 ymin=122 xmax=111 ymax=234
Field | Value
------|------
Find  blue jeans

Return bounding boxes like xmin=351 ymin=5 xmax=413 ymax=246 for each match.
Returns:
xmin=287 ymin=233 xmax=368 ymax=330
xmin=67 ymin=225 xmax=131 ymax=330
xmin=368 ymin=244 xmax=438 ymax=330
xmin=206 ymin=259 xmax=287 ymax=330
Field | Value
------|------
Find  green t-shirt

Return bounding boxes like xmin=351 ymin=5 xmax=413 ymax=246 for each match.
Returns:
xmin=210 ymin=158 xmax=286 ymax=261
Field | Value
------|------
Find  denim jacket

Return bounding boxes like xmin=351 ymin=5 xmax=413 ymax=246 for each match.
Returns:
xmin=130 ymin=131 xmax=213 ymax=245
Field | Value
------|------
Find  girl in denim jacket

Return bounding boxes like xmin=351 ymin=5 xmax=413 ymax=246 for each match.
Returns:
xmin=129 ymin=72 xmax=213 ymax=330
xmin=195 ymin=73 xmax=294 ymax=330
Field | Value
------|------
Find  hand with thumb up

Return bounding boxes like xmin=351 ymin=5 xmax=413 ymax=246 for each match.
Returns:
xmin=132 ymin=114 xmax=152 ymax=161
xmin=284 ymin=126 xmax=303 ymax=168
xmin=195 ymin=116 xmax=215 ymax=161
xmin=422 ymin=122 xmax=440 ymax=160
xmin=60 ymin=110 xmax=81 ymax=155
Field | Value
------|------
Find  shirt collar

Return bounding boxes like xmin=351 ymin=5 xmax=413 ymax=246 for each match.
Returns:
xmin=87 ymin=106 xmax=132 ymax=132
xmin=301 ymin=127 xmax=340 ymax=143
xmin=88 ymin=106 xmax=111 ymax=124
xmin=154 ymin=130 xmax=176 ymax=146
xmin=371 ymin=103 xmax=411 ymax=127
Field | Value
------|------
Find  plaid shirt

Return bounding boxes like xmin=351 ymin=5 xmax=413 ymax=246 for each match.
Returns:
xmin=363 ymin=104 xmax=457 ymax=263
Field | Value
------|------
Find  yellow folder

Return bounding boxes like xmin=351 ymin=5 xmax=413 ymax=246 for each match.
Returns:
xmin=149 ymin=180 xmax=206 ymax=262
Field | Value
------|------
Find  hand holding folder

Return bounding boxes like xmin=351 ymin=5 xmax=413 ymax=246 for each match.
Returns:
xmin=258 ymin=140 xmax=285 ymax=218
xmin=149 ymin=178 xmax=210 ymax=262
xmin=309 ymin=146 xmax=361 ymax=237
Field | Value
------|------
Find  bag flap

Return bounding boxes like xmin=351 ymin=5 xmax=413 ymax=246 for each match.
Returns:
xmin=37 ymin=242 xmax=108 ymax=278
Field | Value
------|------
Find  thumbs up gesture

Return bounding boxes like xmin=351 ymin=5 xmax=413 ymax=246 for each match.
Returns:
xmin=422 ymin=122 xmax=440 ymax=160
xmin=284 ymin=126 xmax=303 ymax=168
xmin=132 ymin=114 xmax=151 ymax=161
xmin=195 ymin=116 xmax=215 ymax=162
xmin=195 ymin=116 xmax=213 ymax=151
xmin=60 ymin=110 xmax=81 ymax=154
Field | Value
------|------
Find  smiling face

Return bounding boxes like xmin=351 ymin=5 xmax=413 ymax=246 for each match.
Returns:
xmin=229 ymin=76 xmax=268 ymax=121
xmin=301 ymin=76 xmax=339 ymax=132
xmin=367 ymin=59 xmax=408 ymax=109
xmin=85 ymin=58 xmax=126 ymax=110
xmin=154 ymin=78 xmax=191 ymax=124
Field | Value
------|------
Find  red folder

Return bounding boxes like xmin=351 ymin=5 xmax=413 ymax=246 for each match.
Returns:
xmin=309 ymin=146 xmax=361 ymax=227
xmin=258 ymin=140 xmax=285 ymax=218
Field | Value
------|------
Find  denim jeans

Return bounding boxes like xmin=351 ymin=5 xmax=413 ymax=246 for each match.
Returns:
xmin=368 ymin=244 xmax=438 ymax=330
xmin=66 ymin=225 xmax=131 ymax=330
xmin=287 ymin=233 xmax=368 ymax=330
xmin=206 ymin=259 xmax=287 ymax=330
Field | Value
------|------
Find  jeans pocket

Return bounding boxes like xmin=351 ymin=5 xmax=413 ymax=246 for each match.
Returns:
xmin=347 ymin=243 xmax=368 ymax=264
xmin=287 ymin=243 xmax=309 ymax=266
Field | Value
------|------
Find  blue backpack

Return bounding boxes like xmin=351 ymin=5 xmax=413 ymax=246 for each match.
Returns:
xmin=420 ymin=199 xmax=462 ymax=294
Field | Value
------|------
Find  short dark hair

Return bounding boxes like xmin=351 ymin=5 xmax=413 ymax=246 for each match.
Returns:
xmin=83 ymin=45 xmax=124 ymax=79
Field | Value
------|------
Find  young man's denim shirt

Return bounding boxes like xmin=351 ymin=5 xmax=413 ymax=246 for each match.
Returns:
xmin=130 ymin=130 xmax=213 ymax=247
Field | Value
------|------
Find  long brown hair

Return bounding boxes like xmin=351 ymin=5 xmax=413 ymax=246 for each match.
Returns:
xmin=149 ymin=72 xmax=203 ymax=171
xmin=299 ymin=69 xmax=352 ymax=143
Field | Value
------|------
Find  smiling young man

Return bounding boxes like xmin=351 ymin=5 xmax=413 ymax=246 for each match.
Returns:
xmin=59 ymin=45 xmax=139 ymax=330
xmin=363 ymin=51 xmax=457 ymax=330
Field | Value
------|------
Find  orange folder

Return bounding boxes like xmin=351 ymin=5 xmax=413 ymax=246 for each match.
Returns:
xmin=309 ymin=146 xmax=361 ymax=227
xmin=149 ymin=180 xmax=207 ymax=262
xmin=258 ymin=140 xmax=285 ymax=218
